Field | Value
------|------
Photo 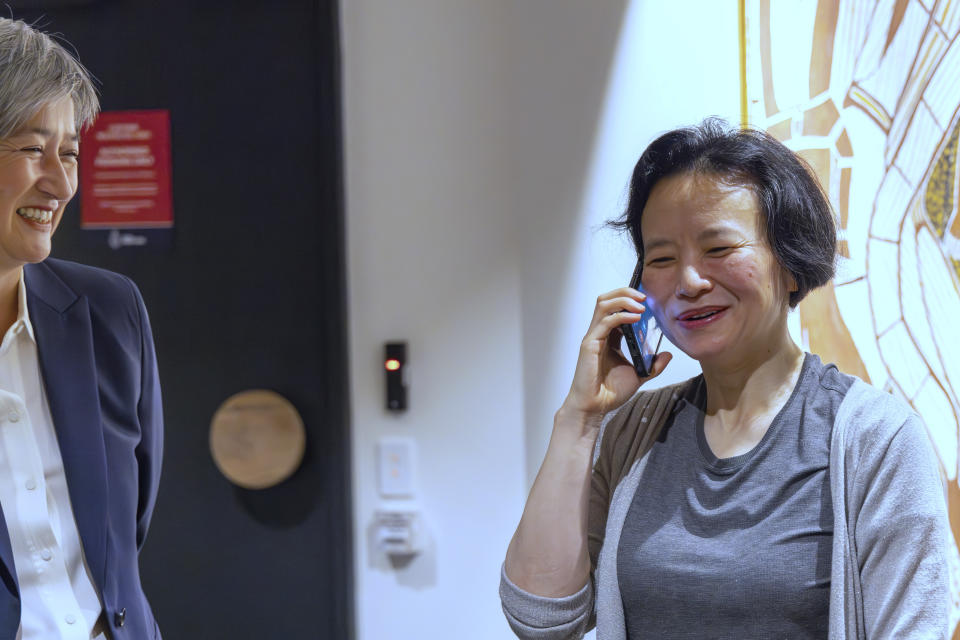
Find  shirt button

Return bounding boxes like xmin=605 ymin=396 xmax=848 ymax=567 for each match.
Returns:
xmin=25 ymin=478 xmax=36 ymax=491
xmin=65 ymin=614 xmax=76 ymax=625
xmin=40 ymin=549 xmax=52 ymax=561
xmin=7 ymin=411 xmax=19 ymax=423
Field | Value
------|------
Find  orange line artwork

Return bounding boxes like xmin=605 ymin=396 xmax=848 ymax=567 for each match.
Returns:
xmin=742 ymin=1 xmax=960 ymax=635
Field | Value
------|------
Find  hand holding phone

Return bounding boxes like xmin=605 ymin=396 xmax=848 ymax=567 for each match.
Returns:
xmin=559 ymin=266 xmax=671 ymax=421
xmin=621 ymin=261 xmax=663 ymax=378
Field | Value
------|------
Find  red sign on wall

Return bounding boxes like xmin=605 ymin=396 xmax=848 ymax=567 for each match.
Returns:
xmin=80 ymin=110 xmax=174 ymax=229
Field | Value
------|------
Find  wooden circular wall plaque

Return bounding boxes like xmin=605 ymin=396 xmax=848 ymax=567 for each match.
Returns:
xmin=209 ymin=389 xmax=306 ymax=490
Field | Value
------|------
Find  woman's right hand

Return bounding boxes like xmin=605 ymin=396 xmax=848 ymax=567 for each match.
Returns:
xmin=505 ymin=287 xmax=671 ymax=597
xmin=561 ymin=287 xmax=672 ymax=425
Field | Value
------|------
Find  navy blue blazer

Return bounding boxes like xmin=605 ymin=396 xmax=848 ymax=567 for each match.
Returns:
xmin=0 ymin=258 xmax=164 ymax=639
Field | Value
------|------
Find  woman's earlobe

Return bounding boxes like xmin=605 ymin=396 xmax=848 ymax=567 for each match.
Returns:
xmin=785 ymin=271 xmax=799 ymax=293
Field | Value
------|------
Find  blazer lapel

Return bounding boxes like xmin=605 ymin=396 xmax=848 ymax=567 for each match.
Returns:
xmin=23 ymin=263 xmax=109 ymax=591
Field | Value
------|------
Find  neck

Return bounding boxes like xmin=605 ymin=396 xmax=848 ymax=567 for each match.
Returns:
xmin=700 ymin=331 xmax=805 ymax=421
xmin=0 ymin=267 xmax=22 ymax=336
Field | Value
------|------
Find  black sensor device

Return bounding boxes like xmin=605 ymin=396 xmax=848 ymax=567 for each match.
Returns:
xmin=385 ymin=342 xmax=408 ymax=411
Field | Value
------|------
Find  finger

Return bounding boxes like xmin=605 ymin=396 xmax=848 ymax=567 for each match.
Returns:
xmin=590 ymin=295 xmax=647 ymax=326
xmin=585 ymin=310 xmax=644 ymax=343
xmin=599 ymin=295 xmax=646 ymax=313
xmin=591 ymin=289 xmax=647 ymax=315
xmin=596 ymin=286 xmax=648 ymax=303
xmin=644 ymin=351 xmax=673 ymax=380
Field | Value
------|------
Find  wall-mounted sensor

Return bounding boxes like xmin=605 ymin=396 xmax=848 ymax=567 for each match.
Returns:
xmin=373 ymin=509 xmax=422 ymax=557
xmin=385 ymin=342 xmax=408 ymax=411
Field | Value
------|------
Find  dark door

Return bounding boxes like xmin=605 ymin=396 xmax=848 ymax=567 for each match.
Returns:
xmin=12 ymin=2 xmax=352 ymax=638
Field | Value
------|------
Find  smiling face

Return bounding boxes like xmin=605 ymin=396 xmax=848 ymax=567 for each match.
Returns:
xmin=0 ymin=97 xmax=79 ymax=274
xmin=640 ymin=171 xmax=797 ymax=370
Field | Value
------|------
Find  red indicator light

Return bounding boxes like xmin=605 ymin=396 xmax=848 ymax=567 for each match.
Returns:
xmin=385 ymin=359 xmax=401 ymax=371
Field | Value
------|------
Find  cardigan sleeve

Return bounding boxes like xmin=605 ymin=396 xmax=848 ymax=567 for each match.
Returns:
xmin=496 ymin=399 xmax=622 ymax=640
xmin=499 ymin=564 xmax=594 ymax=639
xmin=850 ymin=409 xmax=951 ymax=638
xmin=496 ymin=390 xmax=641 ymax=640
xmin=499 ymin=381 xmax=692 ymax=639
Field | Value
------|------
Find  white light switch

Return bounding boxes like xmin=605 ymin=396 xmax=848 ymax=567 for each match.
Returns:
xmin=378 ymin=437 xmax=416 ymax=497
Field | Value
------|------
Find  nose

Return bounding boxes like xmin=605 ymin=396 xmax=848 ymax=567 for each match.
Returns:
xmin=676 ymin=262 xmax=712 ymax=298
xmin=36 ymin=153 xmax=76 ymax=203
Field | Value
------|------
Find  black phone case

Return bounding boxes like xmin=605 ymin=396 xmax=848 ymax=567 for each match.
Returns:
xmin=622 ymin=261 xmax=652 ymax=378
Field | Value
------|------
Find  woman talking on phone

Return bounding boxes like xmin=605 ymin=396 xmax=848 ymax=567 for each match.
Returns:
xmin=500 ymin=119 xmax=949 ymax=639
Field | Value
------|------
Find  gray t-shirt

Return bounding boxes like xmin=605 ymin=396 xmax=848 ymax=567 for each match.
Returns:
xmin=617 ymin=354 xmax=854 ymax=639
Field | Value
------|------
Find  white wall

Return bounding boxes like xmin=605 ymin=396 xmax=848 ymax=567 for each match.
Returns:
xmin=342 ymin=2 xmax=526 ymax=639
xmin=342 ymin=2 xmax=740 ymax=638
xmin=508 ymin=0 xmax=742 ymax=485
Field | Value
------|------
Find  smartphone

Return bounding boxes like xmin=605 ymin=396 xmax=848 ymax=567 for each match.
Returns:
xmin=622 ymin=261 xmax=663 ymax=378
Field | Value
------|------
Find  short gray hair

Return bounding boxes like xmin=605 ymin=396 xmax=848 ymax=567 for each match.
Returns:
xmin=0 ymin=18 xmax=99 ymax=138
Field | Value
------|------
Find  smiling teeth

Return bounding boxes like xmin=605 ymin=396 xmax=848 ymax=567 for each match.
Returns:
xmin=16 ymin=208 xmax=52 ymax=224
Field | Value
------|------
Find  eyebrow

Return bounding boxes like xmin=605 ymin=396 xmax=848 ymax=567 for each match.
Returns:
xmin=643 ymin=227 xmax=733 ymax=252
xmin=17 ymin=127 xmax=79 ymax=142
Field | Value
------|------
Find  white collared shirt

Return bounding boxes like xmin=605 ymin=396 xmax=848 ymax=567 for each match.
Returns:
xmin=0 ymin=270 xmax=106 ymax=639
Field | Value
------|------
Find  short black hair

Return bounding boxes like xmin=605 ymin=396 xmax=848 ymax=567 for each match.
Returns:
xmin=610 ymin=117 xmax=837 ymax=307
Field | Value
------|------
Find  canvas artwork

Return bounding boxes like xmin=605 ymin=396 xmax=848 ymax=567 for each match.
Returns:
xmin=743 ymin=0 xmax=960 ymax=632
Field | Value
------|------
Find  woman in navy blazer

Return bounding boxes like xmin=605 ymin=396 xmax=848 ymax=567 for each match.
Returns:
xmin=0 ymin=18 xmax=163 ymax=639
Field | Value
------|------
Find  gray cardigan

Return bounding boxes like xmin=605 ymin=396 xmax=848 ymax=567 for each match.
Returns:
xmin=501 ymin=378 xmax=951 ymax=639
